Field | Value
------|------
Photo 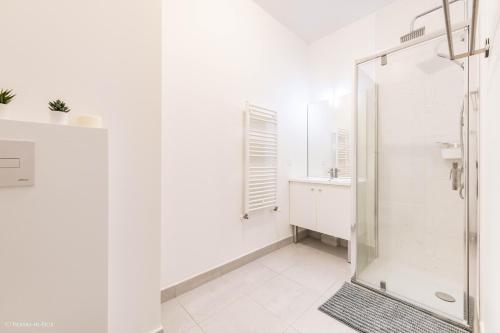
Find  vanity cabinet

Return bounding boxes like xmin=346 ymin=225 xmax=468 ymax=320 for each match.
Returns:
xmin=289 ymin=179 xmax=351 ymax=240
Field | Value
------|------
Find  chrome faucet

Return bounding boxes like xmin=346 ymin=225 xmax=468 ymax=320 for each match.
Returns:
xmin=329 ymin=167 xmax=339 ymax=179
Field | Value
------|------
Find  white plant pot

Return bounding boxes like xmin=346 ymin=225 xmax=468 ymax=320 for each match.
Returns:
xmin=50 ymin=111 xmax=70 ymax=125
xmin=0 ymin=104 xmax=9 ymax=119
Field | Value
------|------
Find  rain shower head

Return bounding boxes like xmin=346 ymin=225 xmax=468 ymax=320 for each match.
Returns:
xmin=437 ymin=53 xmax=464 ymax=69
xmin=417 ymin=34 xmax=465 ymax=74
xmin=417 ymin=52 xmax=464 ymax=74
xmin=417 ymin=56 xmax=451 ymax=74
xmin=400 ymin=0 xmax=464 ymax=44
xmin=400 ymin=27 xmax=426 ymax=43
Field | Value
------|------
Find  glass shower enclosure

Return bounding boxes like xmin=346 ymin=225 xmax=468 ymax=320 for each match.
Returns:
xmin=353 ymin=27 xmax=476 ymax=327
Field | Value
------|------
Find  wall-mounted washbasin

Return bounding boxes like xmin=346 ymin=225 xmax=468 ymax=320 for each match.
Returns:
xmin=289 ymin=176 xmax=351 ymax=186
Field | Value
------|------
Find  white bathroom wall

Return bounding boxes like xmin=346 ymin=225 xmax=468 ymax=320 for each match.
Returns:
xmin=308 ymin=13 xmax=376 ymax=105
xmin=0 ymin=120 xmax=107 ymax=333
xmin=0 ymin=1 xmax=162 ymax=333
xmin=478 ymin=0 xmax=500 ymax=331
xmin=162 ymin=0 xmax=309 ymax=287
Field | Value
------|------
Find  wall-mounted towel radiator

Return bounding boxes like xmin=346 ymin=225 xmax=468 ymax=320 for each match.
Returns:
xmin=243 ymin=103 xmax=278 ymax=219
xmin=336 ymin=128 xmax=351 ymax=178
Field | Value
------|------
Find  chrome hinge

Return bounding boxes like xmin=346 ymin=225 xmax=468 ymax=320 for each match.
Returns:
xmin=381 ymin=54 xmax=388 ymax=66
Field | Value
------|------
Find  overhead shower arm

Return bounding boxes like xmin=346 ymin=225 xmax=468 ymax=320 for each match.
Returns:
xmin=442 ymin=0 xmax=456 ymax=59
xmin=441 ymin=0 xmax=490 ymax=60
xmin=410 ymin=0 xmax=463 ymax=31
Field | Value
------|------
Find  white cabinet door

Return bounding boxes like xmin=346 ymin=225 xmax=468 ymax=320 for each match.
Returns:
xmin=290 ymin=182 xmax=317 ymax=230
xmin=316 ymin=184 xmax=351 ymax=240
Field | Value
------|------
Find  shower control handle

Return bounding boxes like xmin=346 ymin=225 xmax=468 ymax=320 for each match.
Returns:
xmin=450 ymin=162 xmax=460 ymax=191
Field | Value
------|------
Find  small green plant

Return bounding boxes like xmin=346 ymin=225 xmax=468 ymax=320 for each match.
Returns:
xmin=0 ymin=89 xmax=15 ymax=104
xmin=48 ymin=99 xmax=71 ymax=113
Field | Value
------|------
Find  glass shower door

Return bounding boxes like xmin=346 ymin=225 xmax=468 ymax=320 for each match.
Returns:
xmin=355 ymin=31 xmax=470 ymax=324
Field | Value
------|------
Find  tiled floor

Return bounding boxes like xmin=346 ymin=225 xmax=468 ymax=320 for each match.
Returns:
xmin=161 ymin=238 xmax=356 ymax=333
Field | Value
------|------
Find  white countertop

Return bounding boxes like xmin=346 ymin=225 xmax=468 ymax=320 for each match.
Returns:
xmin=289 ymin=177 xmax=351 ymax=186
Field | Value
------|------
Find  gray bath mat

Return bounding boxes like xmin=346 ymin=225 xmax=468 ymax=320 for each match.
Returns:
xmin=319 ymin=283 xmax=470 ymax=333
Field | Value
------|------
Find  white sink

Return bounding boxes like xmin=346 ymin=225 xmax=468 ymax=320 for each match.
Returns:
xmin=289 ymin=177 xmax=351 ymax=186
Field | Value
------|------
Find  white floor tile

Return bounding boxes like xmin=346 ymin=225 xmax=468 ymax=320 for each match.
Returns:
xmin=223 ymin=261 xmax=277 ymax=295
xmin=258 ymin=243 xmax=338 ymax=273
xmin=184 ymin=325 xmax=204 ymax=333
xmin=293 ymin=309 xmax=357 ymax=333
xmin=320 ymin=280 xmax=346 ymax=299
xmin=161 ymin=299 xmax=197 ymax=333
xmin=250 ymin=275 xmax=320 ymax=324
xmin=281 ymin=253 xmax=349 ymax=294
xmin=164 ymin=240 xmax=352 ymax=332
xmin=176 ymin=275 xmax=243 ymax=323
xmin=258 ymin=244 xmax=307 ymax=273
xmin=292 ymin=281 xmax=355 ymax=333
xmin=199 ymin=296 xmax=288 ymax=333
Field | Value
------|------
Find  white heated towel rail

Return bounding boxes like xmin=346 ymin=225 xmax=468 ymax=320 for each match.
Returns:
xmin=243 ymin=103 xmax=278 ymax=219
xmin=336 ymin=128 xmax=351 ymax=179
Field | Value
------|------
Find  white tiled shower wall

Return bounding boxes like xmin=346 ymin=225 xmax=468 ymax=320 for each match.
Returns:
xmin=375 ymin=45 xmax=466 ymax=282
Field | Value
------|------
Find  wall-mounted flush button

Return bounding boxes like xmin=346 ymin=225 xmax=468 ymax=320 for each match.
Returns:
xmin=0 ymin=158 xmax=21 ymax=168
xmin=0 ymin=140 xmax=34 ymax=187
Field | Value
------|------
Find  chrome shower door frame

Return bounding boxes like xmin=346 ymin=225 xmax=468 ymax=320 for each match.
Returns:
xmin=351 ymin=24 xmax=475 ymax=329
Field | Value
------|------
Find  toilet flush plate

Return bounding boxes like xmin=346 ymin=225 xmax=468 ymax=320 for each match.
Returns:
xmin=0 ymin=140 xmax=35 ymax=187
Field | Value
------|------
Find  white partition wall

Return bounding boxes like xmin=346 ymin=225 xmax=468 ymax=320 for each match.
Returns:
xmin=0 ymin=120 xmax=108 ymax=333
xmin=0 ymin=1 xmax=162 ymax=331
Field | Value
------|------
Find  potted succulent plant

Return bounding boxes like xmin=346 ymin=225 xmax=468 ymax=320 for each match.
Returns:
xmin=49 ymin=99 xmax=71 ymax=125
xmin=0 ymin=89 xmax=16 ymax=119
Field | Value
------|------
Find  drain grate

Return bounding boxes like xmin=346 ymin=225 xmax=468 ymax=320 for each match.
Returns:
xmin=435 ymin=291 xmax=456 ymax=303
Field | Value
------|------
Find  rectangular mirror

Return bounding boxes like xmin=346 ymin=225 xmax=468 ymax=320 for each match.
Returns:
xmin=307 ymin=96 xmax=351 ymax=179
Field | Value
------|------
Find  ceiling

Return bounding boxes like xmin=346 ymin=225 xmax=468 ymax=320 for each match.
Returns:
xmin=253 ymin=0 xmax=397 ymax=43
